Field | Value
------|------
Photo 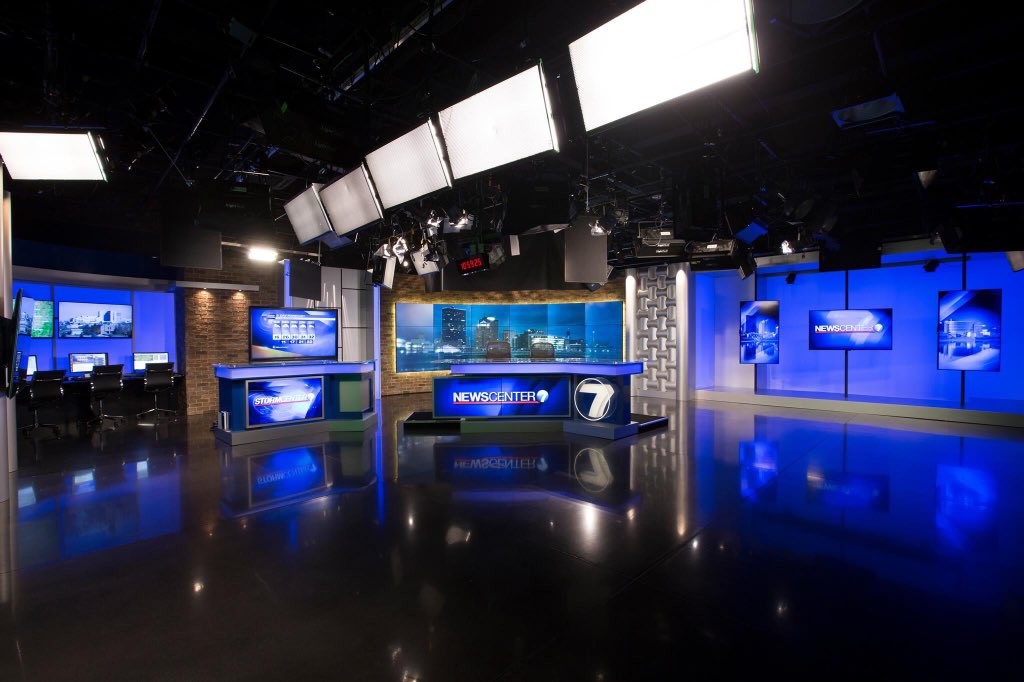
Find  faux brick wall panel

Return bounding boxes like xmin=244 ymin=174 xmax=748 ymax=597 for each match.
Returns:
xmin=177 ymin=247 xmax=284 ymax=416
xmin=379 ymin=274 xmax=626 ymax=396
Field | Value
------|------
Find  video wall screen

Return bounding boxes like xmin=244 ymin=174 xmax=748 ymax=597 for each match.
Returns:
xmin=395 ymin=301 xmax=623 ymax=373
xmin=739 ymin=300 xmax=779 ymax=364
xmin=57 ymin=301 xmax=133 ymax=338
xmin=938 ymin=289 xmax=1001 ymax=371
xmin=250 ymin=308 xmax=338 ymax=362
xmin=31 ymin=300 xmax=53 ymax=338
xmin=809 ymin=308 xmax=893 ymax=350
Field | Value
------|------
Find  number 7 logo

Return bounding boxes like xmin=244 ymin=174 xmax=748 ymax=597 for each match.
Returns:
xmin=574 ymin=378 xmax=616 ymax=421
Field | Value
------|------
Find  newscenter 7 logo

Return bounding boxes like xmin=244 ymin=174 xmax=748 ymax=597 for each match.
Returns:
xmin=573 ymin=377 xmax=617 ymax=421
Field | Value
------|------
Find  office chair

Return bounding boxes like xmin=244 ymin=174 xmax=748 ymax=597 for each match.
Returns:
xmin=530 ymin=341 xmax=555 ymax=360
xmin=20 ymin=369 xmax=66 ymax=439
xmin=484 ymin=341 xmax=512 ymax=361
xmin=89 ymin=364 xmax=125 ymax=429
xmin=137 ymin=362 xmax=177 ymax=424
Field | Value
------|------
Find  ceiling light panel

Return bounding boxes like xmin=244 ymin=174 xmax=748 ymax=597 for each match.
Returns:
xmin=569 ymin=0 xmax=759 ymax=132
xmin=319 ymin=164 xmax=384 ymax=236
xmin=0 ymin=131 xmax=107 ymax=180
xmin=364 ymin=121 xmax=451 ymax=209
xmin=284 ymin=184 xmax=333 ymax=245
xmin=438 ymin=64 xmax=559 ymax=180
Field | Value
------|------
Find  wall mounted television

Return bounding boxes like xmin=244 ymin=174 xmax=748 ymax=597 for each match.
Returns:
xmin=57 ymin=301 xmax=133 ymax=338
xmin=249 ymin=307 xmax=339 ymax=362
xmin=30 ymin=300 xmax=54 ymax=338
xmin=938 ymin=289 xmax=1001 ymax=371
xmin=739 ymin=300 xmax=779 ymax=364
xmin=808 ymin=309 xmax=893 ymax=350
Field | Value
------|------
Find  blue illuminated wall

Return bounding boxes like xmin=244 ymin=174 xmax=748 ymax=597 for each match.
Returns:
xmin=12 ymin=281 xmax=177 ymax=372
xmin=694 ymin=246 xmax=1024 ymax=413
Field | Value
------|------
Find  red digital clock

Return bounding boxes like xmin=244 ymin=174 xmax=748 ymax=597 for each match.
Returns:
xmin=457 ymin=253 xmax=490 ymax=275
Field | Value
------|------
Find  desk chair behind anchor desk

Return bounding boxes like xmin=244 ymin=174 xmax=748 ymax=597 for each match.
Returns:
xmin=20 ymin=369 xmax=66 ymax=439
xmin=137 ymin=362 xmax=177 ymax=425
xmin=89 ymin=364 xmax=125 ymax=429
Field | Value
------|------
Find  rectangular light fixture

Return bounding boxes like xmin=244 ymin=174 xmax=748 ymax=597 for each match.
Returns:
xmin=438 ymin=63 xmax=559 ymax=180
xmin=319 ymin=163 xmax=384 ymax=236
xmin=283 ymin=183 xmax=332 ymax=245
xmin=569 ymin=0 xmax=759 ymax=132
xmin=0 ymin=131 xmax=107 ymax=180
xmin=364 ymin=121 xmax=452 ymax=209
xmin=248 ymin=246 xmax=280 ymax=262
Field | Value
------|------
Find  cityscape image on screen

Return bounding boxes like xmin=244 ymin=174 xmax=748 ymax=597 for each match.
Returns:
xmin=395 ymin=302 xmax=623 ymax=373
xmin=58 ymin=302 xmax=133 ymax=338
xmin=938 ymin=289 xmax=1001 ymax=371
xmin=739 ymin=300 xmax=779 ymax=364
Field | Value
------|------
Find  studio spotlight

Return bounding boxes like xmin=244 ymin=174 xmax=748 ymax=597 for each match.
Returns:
xmin=589 ymin=215 xmax=615 ymax=236
xmin=392 ymin=236 xmax=409 ymax=258
xmin=780 ymin=240 xmax=794 ymax=255
xmin=247 ymin=246 xmax=279 ymax=262
xmin=454 ymin=210 xmax=475 ymax=231
xmin=785 ymin=272 xmax=796 ymax=285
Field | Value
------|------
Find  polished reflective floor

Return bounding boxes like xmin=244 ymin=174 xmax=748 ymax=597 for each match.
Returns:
xmin=2 ymin=396 xmax=1023 ymax=680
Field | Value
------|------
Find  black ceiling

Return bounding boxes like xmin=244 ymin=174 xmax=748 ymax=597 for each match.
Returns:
xmin=2 ymin=0 xmax=1022 ymax=268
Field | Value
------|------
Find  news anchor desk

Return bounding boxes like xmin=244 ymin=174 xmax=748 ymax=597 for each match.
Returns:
xmin=214 ymin=360 xmax=376 ymax=445
xmin=435 ymin=360 xmax=646 ymax=440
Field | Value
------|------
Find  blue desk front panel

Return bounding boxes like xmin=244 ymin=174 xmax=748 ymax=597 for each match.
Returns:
xmin=433 ymin=375 xmax=572 ymax=419
xmin=245 ymin=376 xmax=325 ymax=429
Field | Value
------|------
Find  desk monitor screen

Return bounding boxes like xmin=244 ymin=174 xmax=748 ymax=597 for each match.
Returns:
xmin=134 ymin=352 xmax=169 ymax=371
xmin=24 ymin=354 xmax=37 ymax=378
xmin=69 ymin=352 xmax=108 ymax=373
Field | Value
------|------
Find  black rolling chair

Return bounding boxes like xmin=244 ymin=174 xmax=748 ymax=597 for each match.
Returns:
xmin=20 ymin=369 xmax=66 ymax=439
xmin=530 ymin=341 xmax=555 ymax=360
xmin=485 ymin=341 xmax=512 ymax=361
xmin=89 ymin=364 xmax=125 ymax=429
xmin=137 ymin=362 xmax=177 ymax=424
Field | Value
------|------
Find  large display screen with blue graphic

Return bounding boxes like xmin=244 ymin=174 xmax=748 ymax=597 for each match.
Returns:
xmin=938 ymin=289 xmax=1001 ymax=371
xmin=433 ymin=375 xmax=571 ymax=418
xmin=249 ymin=446 xmax=328 ymax=506
xmin=245 ymin=376 xmax=325 ymax=428
xmin=808 ymin=308 xmax=893 ymax=350
xmin=249 ymin=307 xmax=338 ymax=362
xmin=739 ymin=300 xmax=779 ymax=364
xmin=58 ymin=301 xmax=133 ymax=338
xmin=396 ymin=301 xmax=623 ymax=372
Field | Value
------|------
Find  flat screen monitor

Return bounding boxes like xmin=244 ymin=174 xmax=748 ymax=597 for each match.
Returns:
xmin=31 ymin=300 xmax=54 ymax=338
xmin=58 ymin=302 xmax=133 ymax=338
xmin=18 ymin=296 xmax=34 ymax=335
xmin=739 ymin=300 xmax=779 ymax=364
xmin=24 ymin=354 xmax=37 ymax=378
xmin=134 ymin=352 xmax=170 ymax=372
xmin=69 ymin=352 xmax=108 ymax=373
xmin=809 ymin=308 xmax=893 ymax=350
xmin=938 ymin=289 xmax=1001 ymax=371
xmin=249 ymin=308 xmax=338 ymax=362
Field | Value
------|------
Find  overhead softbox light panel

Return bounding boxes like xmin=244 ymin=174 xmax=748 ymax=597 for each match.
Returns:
xmin=569 ymin=0 xmax=759 ymax=132
xmin=320 ymin=164 xmax=383 ymax=237
xmin=284 ymin=183 xmax=332 ymax=245
xmin=0 ymin=131 xmax=107 ymax=180
xmin=364 ymin=121 xmax=451 ymax=209
xmin=438 ymin=64 xmax=559 ymax=180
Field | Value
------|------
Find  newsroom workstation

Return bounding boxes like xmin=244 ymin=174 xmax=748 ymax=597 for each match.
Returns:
xmin=4 ymin=284 xmax=182 ymax=437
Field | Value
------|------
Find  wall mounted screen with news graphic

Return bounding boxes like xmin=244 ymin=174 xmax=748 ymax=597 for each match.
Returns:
xmin=245 ymin=376 xmax=325 ymax=429
xmin=938 ymin=289 xmax=1001 ymax=371
xmin=808 ymin=309 xmax=893 ymax=350
xmin=30 ymin=300 xmax=54 ymax=338
xmin=249 ymin=308 xmax=338 ymax=362
xmin=395 ymin=302 xmax=623 ymax=373
xmin=739 ymin=300 xmax=779 ymax=364
xmin=57 ymin=301 xmax=133 ymax=338
xmin=433 ymin=375 xmax=572 ymax=419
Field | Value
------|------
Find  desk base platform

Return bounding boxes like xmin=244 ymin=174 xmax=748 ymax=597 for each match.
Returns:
xmin=215 ymin=413 xmax=377 ymax=446
xmin=398 ymin=412 xmax=666 ymax=440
